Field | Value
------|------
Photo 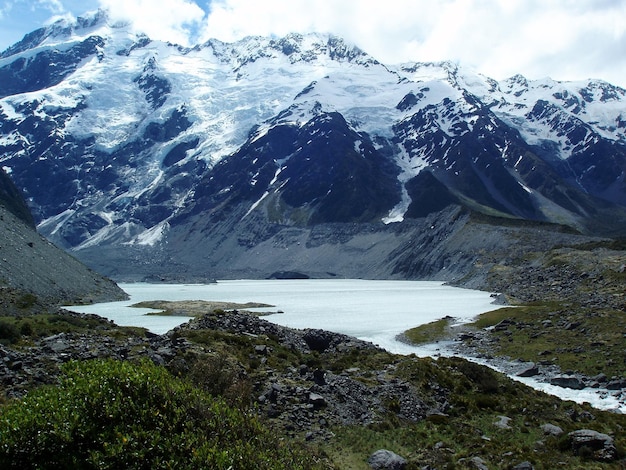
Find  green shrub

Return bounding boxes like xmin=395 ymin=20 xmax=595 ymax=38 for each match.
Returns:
xmin=16 ymin=293 xmax=37 ymax=309
xmin=187 ymin=353 xmax=252 ymax=407
xmin=18 ymin=319 xmax=33 ymax=337
xmin=0 ymin=320 xmax=20 ymax=345
xmin=0 ymin=359 xmax=320 ymax=469
xmin=446 ymin=357 xmax=500 ymax=394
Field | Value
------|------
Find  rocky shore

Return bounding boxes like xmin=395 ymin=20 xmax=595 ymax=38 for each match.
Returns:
xmin=2 ymin=303 xmax=625 ymax=467
xmin=0 ymin=308 xmax=431 ymax=436
xmin=444 ymin=323 xmax=626 ymax=412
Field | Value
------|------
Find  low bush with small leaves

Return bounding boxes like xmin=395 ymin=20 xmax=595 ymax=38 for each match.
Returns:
xmin=0 ymin=359 xmax=323 ymax=469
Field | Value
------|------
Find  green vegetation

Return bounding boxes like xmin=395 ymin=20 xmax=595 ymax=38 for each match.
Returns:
xmin=0 ymin=320 xmax=20 ymax=345
xmin=401 ymin=301 xmax=626 ymax=379
xmin=0 ymin=359 xmax=323 ymax=469
xmin=322 ymin=355 xmax=625 ymax=469
xmin=2 ymin=312 xmax=626 ymax=468
xmin=402 ymin=317 xmax=450 ymax=345
xmin=0 ymin=312 xmax=146 ymax=344
xmin=468 ymin=303 xmax=626 ymax=378
xmin=15 ymin=293 xmax=38 ymax=309
xmin=403 ymin=243 xmax=626 ymax=379
xmin=2 ymin=238 xmax=626 ymax=469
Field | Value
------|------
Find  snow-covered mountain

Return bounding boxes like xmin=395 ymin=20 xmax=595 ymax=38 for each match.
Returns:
xmin=1 ymin=11 xmax=625 ymax=279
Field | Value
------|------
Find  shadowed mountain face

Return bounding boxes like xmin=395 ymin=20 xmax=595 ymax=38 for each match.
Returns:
xmin=0 ymin=167 xmax=126 ymax=305
xmin=1 ymin=11 xmax=625 ymax=280
xmin=0 ymin=166 xmax=34 ymax=228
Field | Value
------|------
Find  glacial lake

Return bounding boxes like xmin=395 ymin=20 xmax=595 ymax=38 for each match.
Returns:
xmin=66 ymin=279 xmax=625 ymax=412
xmin=66 ymin=279 xmax=501 ymax=354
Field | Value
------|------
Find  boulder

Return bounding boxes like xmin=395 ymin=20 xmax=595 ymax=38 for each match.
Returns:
xmin=464 ymin=456 xmax=489 ymax=469
xmin=308 ymin=392 xmax=326 ymax=409
xmin=550 ymin=375 xmax=586 ymax=390
xmin=512 ymin=462 xmax=534 ymax=470
xmin=302 ymin=329 xmax=334 ymax=352
xmin=568 ymin=429 xmax=617 ymax=461
xmin=517 ymin=363 xmax=539 ymax=377
xmin=606 ymin=379 xmax=626 ymax=390
xmin=368 ymin=449 xmax=406 ymax=470
xmin=540 ymin=423 xmax=564 ymax=436
xmin=494 ymin=415 xmax=512 ymax=429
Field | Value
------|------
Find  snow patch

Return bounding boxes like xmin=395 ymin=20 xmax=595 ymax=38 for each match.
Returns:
xmin=242 ymin=191 xmax=269 ymax=220
xmin=37 ymin=209 xmax=76 ymax=236
xmin=382 ymin=185 xmax=411 ymax=224
xmin=133 ymin=222 xmax=169 ymax=246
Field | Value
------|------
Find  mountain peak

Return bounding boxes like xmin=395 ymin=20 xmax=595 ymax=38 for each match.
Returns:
xmin=199 ymin=32 xmax=376 ymax=69
xmin=1 ymin=19 xmax=626 ymax=274
xmin=0 ymin=9 xmax=110 ymax=59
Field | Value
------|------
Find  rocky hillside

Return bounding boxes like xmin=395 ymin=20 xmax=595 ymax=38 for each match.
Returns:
xmin=1 ymin=298 xmax=624 ymax=468
xmin=0 ymin=167 xmax=126 ymax=306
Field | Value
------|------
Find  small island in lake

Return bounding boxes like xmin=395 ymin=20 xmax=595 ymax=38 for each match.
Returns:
xmin=132 ymin=300 xmax=277 ymax=317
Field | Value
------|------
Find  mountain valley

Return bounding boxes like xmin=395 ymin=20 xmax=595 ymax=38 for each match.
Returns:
xmin=1 ymin=10 xmax=626 ymax=468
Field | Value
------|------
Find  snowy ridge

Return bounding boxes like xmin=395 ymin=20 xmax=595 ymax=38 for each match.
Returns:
xmin=1 ymin=11 xmax=626 ymax=252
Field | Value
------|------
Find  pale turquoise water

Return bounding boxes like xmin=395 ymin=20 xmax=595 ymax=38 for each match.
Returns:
xmin=66 ymin=279 xmax=500 ymax=352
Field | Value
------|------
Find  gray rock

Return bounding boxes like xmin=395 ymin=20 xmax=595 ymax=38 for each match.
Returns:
xmin=512 ymin=461 xmax=534 ymax=470
xmin=592 ymin=373 xmax=608 ymax=383
xmin=517 ymin=363 xmax=539 ymax=377
xmin=466 ymin=456 xmax=489 ymax=469
xmin=308 ymin=392 xmax=326 ymax=409
xmin=550 ymin=375 xmax=586 ymax=390
xmin=368 ymin=449 xmax=407 ymax=469
xmin=606 ymin=379 xmax=626 ymax=390
xmin=540 ymin=423 xmax=564 ymax=436
xmin=494 ymin=415 xmax=512 ymax=429
xmin=494 ymin=319 xmax=514 ymax=331
xmin=568 ymin=429 xmax=617 ymax=461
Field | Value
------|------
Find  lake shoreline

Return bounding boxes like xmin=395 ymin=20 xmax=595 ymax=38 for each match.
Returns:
xmin=64 ymin=280 xmax=626 ymax=413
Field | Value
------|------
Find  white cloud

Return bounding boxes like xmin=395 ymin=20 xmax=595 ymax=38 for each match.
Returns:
xmin=43 ymin=12 xmax=76 ymax=26
xmin=31 ymin=0 xmax=65 ymax=15
xmin=198 ymin=0 xmax=626 ymax=86
xmin=0 ymin=2 xmax=13 ymax=20
xmin=3 ymin=0 xmax=624 ymax=86
xmin=98 ymin=0 xmax=206 ymax=46
xmin=36 ymin=0 xmax=64 ymax=14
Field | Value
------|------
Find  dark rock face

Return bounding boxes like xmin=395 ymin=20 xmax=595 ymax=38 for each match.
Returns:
xmin=184 ymin=112 xmax=400 ymax=227
xmin=0 ymin=167 xmax=34 ymax=227
xmin=0 ymin=167 xmax=125 ymax=304
xmin=0 ymin=36 xmax=105 ymax=99
xmin=404 ymin=170 xmax=460 ymax=218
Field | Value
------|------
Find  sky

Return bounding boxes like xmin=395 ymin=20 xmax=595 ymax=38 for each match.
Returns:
xmin=1 ymin=0 xmax=625 ymax=87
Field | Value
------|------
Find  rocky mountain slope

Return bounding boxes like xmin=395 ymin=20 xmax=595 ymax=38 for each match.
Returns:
xmin=1 ymin=10 xmax=625 ymax=280
xmin=0 ymin=166 xmax=126 ymax=306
